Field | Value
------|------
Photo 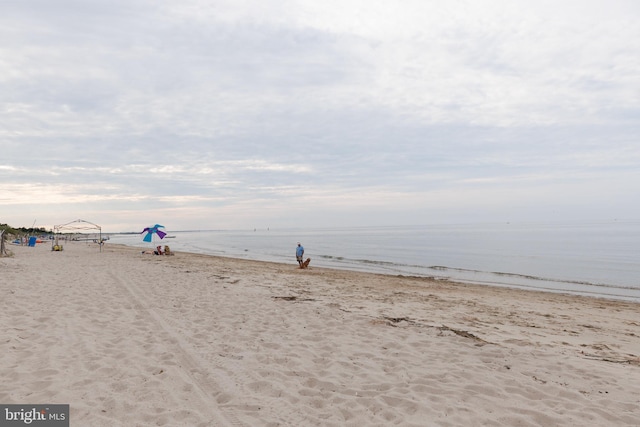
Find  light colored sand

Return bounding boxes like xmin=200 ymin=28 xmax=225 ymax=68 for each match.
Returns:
xmin=1 ymin=241 xmax=639 ymax=426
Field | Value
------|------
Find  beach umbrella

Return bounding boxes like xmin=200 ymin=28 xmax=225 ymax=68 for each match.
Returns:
xmin=141 ymin=224 xmax=167 ymax=243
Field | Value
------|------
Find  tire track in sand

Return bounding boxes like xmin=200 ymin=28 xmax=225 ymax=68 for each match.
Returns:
xmin=131 ymin=273 xmax=317 ymax=427
xmin=109 ymin=271 xmax=245 ymax=427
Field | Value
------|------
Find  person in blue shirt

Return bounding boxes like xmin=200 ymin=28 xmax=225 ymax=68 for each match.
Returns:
xmin=296 ymin=242 xmax=304 ymax=267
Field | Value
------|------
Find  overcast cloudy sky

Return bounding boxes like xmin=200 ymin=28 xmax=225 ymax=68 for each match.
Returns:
xmin=1 ymin=0 xmax=639 ymax=232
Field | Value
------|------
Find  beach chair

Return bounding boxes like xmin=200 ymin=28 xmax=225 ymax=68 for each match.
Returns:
xmin=164 ymin=245 xmax=174 ymax=256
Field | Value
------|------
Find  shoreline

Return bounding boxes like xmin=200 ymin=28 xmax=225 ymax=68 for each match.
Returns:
xmin=2 ymin=241 xmax=639 ymax=426
xmin=114 ymin=238 xmax=640 ymax=304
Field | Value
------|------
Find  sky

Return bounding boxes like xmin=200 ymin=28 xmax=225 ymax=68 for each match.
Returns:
xmin=1 ymin=0 xmax=639 ymax=232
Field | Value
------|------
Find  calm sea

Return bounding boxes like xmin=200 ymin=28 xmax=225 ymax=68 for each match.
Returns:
xmin=110 ymin=221 xmax=640 ymax=303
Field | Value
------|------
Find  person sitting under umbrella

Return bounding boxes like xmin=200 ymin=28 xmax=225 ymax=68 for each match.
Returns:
xmin=142 ymin=245 xmax=164 ymax=255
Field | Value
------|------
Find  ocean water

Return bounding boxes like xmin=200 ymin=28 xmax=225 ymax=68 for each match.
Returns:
xmin=110 ymin=221 xmax=640 ymax=302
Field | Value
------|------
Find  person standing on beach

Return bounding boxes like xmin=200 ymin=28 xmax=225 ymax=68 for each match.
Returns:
xmin=296 ymin=242 xmax=304 ymax=267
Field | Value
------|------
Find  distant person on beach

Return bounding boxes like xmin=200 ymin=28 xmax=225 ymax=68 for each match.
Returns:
xmin=296 ymin=243 xmax=304 ymax=267
xmin=142 ymin=245 xmax=164 ymax=255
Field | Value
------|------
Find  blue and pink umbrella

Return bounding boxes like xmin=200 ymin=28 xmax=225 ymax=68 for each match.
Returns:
xmin=141 ymin=224 xmax=167 ymax=243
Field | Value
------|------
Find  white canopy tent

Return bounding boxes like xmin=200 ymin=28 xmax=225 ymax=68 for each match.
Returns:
xmin=53 ymin=219 xmax=103 ymax=252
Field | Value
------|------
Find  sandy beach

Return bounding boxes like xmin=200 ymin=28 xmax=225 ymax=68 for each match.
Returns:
xmin=1 ymin=241 xmax=639 ymax=426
